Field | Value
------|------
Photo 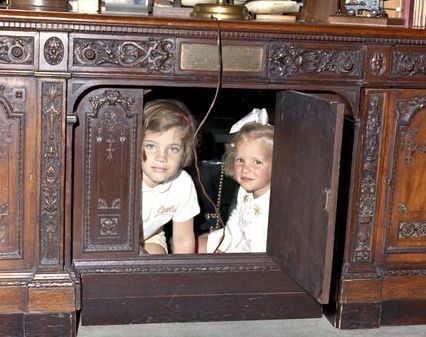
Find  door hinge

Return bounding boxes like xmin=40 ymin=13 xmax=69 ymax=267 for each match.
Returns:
xmin=322 ymin=187 xmax=331 ymax=213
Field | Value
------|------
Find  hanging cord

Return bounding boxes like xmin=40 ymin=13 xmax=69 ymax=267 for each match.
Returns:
xmin=191 ymin=19 xmax=226 ymax=253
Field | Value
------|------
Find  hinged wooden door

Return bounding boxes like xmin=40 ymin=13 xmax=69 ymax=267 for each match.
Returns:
xmin=73 ymin=87 xmax=144 ymax=259
xmin=382 ymin=89 xmax=426 ymax=263
xmin=269 ymin=90 xmax=345 ymax=304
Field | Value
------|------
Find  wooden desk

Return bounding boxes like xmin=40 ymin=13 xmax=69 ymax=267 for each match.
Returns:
xmin=0 ymin=10 xmax=425 ymax=336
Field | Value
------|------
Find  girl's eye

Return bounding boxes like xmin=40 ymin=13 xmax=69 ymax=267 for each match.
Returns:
xmin=254 ymin=160 xmax=263 ymax=165
xmin=144 ymin=143 xmax=156 ymax=151
xmin=168 ymin=146 xmax=181 ymax=154
xmin=235 ymin=158 xmax=244 ymax=164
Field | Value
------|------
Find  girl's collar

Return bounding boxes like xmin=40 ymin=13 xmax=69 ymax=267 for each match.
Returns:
xmin=142 ymin=179 xmax=172 ymax=193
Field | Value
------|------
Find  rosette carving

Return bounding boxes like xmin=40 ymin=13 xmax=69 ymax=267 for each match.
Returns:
xmin=0 ymin=36 xmax=33 ymax=64
xmin=369 ymin=51 xmax=386 ymax=76
xmin=44 ymin=37 xmax=64 ymax=66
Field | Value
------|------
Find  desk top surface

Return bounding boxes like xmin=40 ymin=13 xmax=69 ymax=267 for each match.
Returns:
xmin=0 ymin=9 xmax=423 ymax=40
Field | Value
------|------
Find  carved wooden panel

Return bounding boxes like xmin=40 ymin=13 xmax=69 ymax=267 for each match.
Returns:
xmin=39 ymin=32 xmax=68 ymax=72
xmin=352 ymin=91 xmax=386 ymax=263
xmin=0 ymin=76 xmax=37 ymax=271
xmin=269 ymin=42 xmax=362 ymax=81
xmin=0 ymin=32 xmax=37 ymax=71
xmin=70 ymin=34 xmax=175 ymax=74
xmin=39 ymin=81 xmax=65 ymax=267
xmin=73 ymin=88 xmax=143 ymax=258
xmin=384 ymin=90 xmax=426 ymax=258
xmin=365 ymin=46 xmax=391 ymax=81
xmin=0 ymin=83 xmax=25 ymax=260
xmin=392 ymin=47 xmax=426 ymax=79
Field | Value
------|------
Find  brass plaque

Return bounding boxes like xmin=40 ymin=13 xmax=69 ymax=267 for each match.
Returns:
xmin=180 ymin=43 xmax=264 ymax=73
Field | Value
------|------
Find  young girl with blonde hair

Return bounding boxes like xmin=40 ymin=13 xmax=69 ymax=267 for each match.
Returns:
xmin=199 ymin=109 xmax=274 ymax=253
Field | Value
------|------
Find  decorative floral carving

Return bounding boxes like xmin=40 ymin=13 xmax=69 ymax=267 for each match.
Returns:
xmin=269 ymin=43 xmax=301 ymax=77
xmin=83 ymin=89 xmax=138 ymax=253
xmin=353 ymin=94 xmax=383 ymax=263
xmin=269 ymin=43 xmax=358 ymax=78
xmin=0 ymin=86 xmax=13 ymax=158
xmin=399 ymin=203 xmax=408 ymax=213
xmin=89 ymin=90 xmax=133 ymax=161
xmin=0 ymin=204 xmax=8 ymax=244
xmin=74 ymin=38 xmax=175 ymax=73
xmin=395 ymin=96 xmax=426 ymax=167
xmin=0 ymin=84 xmax=24 ymax=258
xmin=393 ymin=52 xmax=426 ymax=76
xmin=382 ymin=269 xmax=426 ymax=277
xmin=98 ymin=198 xmax=121 ymax=209
xmin=44 ymin=37 xmax=64 ymax=66
xmin=399 ymin=221 xmax=426 ymax=238
xmin=0 ymin=36 xmax=33 ymax=64
xmin=40 ymin=82 xmax=63 ymax=266
xmin=402 ymin=125 xmax=426 ymax=166
xmin=0 ymin=118 xmax=12 ymax=158
xmin=100 ymin=217 xmax=118 ymax=236
xmin=369 ymin=51 xmax=386 ymax=76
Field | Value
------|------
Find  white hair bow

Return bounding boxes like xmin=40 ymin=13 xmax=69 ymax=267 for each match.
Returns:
xmin=229 ymin=108 xmax=269 ymax=134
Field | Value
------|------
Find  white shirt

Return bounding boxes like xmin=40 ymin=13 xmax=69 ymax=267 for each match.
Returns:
xmin=142 ymin=170 xmax=200 ymax=239
xmin=207 ymin=187 xmax=270 ymax=253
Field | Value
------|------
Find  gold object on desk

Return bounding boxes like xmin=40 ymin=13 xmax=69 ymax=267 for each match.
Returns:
xmin=8 ymin=0 xmax=69 ymax=11
xmin=180 ymin=43 xmax=264 ymax=72
xmin=190 ymin=0 xmax=250 ymax=20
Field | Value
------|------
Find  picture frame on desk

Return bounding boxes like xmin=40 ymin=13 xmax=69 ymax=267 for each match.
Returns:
xmin=302 ymin=0 xmax=412 ymax=27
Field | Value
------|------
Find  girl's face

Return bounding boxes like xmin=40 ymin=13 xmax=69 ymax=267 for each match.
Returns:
xmin=142 ymin=127 xmax=184 ymax=187
xmin=233 ymin=138 xmax=272 ymax=198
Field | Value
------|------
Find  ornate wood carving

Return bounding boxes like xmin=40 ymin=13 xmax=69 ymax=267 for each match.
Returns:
xmin=73 ymin=38 xmax=175 ymax=73
xmin=344 ymin=268 xmax=426 ymax=279
xmin=0 ymin=84 xmax=25 ymax=259
xmin=382 ymin=269 xmax=426 ymax=277
xmin=353 ymin=93 xmax=384 ymax=263
xmin=75 ymin=258 xmax=281 ymax=274
xmin=269 ymin=43 xmax=360 ymax=79
xmin=392 ymin=96 xmax=426 ymax=243
xmin=402 ymin=124 xmax=426 ymax=166
xmin=369 ymin=51 xmax=386 ymax=77
xmin=395 ymin=96 xmax=426 ymax=166
xmin=0 ymin=36 xmax=33 ymax=64
xmin=396 ymin=96 xmax=426 ymax=122
xmin=0 ymin=117 xmax=12 ymax=157
xmin=82 ymin=89 xmax=138 ymax=252
xmin=44 ymin=36 xmax=64 ymax=66
xmin=0 ymin=204 xmax=9 ymax=245
xmin=393 ymin=51 xmax=426 ymax=77
xmin=399 ymin=221 xmax=426 ymax=238
xmin=40 ymin=81 xmax=64 ymax=266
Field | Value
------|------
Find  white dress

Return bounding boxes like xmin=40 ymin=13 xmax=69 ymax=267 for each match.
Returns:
xmin=142 ymin=170 xmax=200 ymax=239
xmin=207 ymin=187 xmax=270 ymax=253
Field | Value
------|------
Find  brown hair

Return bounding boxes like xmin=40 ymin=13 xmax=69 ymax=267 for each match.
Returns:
xmin=142 ymin=99 xmax=197 ymax=168
xmin=222 ymin=122 xmax=274 ymax=178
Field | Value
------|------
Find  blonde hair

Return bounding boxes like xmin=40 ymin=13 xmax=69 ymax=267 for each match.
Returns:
xmin=143 ymin=99 xmax=197 ymax=168
xmin=223 ymin=122 xmax=274 ymax=178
